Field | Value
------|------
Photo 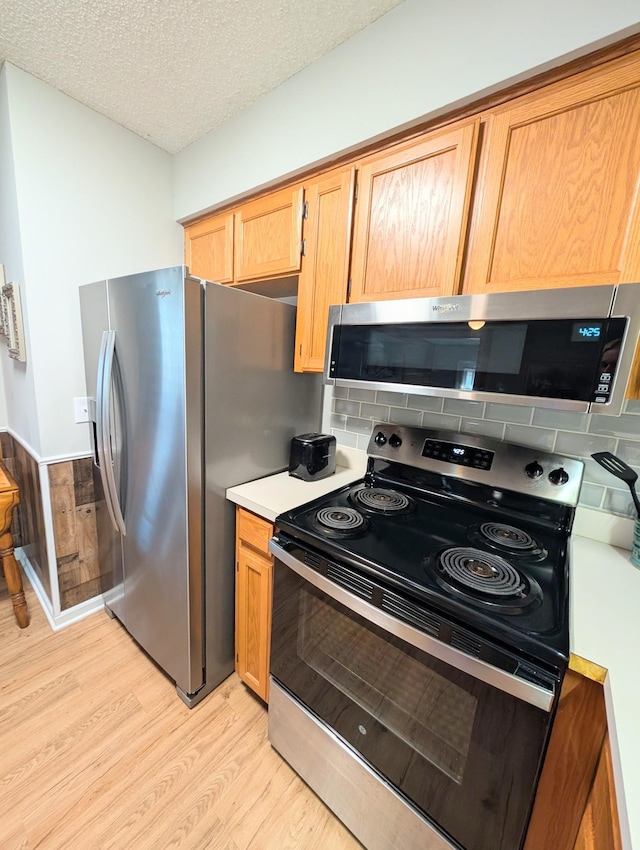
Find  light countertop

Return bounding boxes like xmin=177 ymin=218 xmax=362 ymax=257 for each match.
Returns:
xmin=227 ymin=464 xmax=362 ymax=522
xmin=227 ymin=450 xmax=639 ymax=849
xmin=570 ymin=536 xmax=639 ymax=850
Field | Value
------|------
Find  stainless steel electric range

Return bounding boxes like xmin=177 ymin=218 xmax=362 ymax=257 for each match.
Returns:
xmin=267 ymin=423 xmax=584 ymax=850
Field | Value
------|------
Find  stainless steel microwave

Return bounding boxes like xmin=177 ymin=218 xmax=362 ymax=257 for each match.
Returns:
xmin=324 ymin=284 xmax=640 ymax=415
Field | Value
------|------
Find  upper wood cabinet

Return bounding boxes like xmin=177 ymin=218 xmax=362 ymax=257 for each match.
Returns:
xmin=234 ymin=184 xmax=304 ymax=282
xmin=183 ymin=43 xmax=640 ymax=373
xmin=184 ymin=211 xmax=234 ymax=283
xmin=349 ymin=120 xmax=480 ymax=302
xmin=463 ymin=52 xmax=640 ymax=295
xmin=294 ymin=166 xmax=355 ymax=373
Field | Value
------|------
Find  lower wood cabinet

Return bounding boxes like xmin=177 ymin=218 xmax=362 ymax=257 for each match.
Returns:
xmin=574 ymin=732 xmax=622 ymax=850
xmin=234 ymin=506 xmax=274 ymax=702
xmin=525 ymin=659 xmax=622 ymax=850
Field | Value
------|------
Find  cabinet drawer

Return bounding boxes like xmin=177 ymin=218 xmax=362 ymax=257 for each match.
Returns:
xmin=236 ymin=507 xmax=274 ymax=556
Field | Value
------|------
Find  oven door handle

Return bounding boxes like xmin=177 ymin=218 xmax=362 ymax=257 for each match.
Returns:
xmin=270 ymin=538 xmax=555 ymax=713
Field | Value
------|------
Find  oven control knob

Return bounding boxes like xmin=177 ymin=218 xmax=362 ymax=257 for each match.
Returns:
xmin=388 ymin=434 xmax=403 ymax=449
xmin=374 ymin=431 xmax=387 ymax=446
xmin=525 ymin=461 xmax=544 ymax=479
xmin=549 ymin=467 xmax=570 ymax=486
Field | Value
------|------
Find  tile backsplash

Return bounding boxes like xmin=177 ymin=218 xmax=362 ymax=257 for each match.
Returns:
xmin=330 ymin=388 xmax=640 ymax=518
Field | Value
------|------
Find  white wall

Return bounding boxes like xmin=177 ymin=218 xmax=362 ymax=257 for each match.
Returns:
xmin=174 ymin=0 xmax=640 ymax=221
xmin=3 ymin=64 xmax=183 ymax=459
xmin=0 ymin=67 xmax=32 ymax=439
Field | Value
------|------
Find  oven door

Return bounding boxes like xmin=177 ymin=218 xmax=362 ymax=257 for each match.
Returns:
xmin=269 ymin=536 xmax=557 ymax=850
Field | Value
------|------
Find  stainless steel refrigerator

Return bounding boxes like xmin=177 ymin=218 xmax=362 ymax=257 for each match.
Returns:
xmin=79 ymin=266 xmax=321 ymax=706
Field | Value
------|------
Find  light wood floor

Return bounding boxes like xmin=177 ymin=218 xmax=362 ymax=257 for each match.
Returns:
xmin=0 ymin=576 xmax=362 ymax=850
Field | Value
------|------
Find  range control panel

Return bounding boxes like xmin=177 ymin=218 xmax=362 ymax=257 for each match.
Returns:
xmin=367 ymin=423 xmax=585 ymax=507
xmin=422 ymin=439 xmax=494 ymax=470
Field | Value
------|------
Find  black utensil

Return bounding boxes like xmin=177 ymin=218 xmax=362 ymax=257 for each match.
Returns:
xmin=591 ymin=451 xmax=640 ymax=516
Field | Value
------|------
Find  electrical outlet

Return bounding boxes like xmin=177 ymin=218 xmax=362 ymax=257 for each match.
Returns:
xmin=74 ymin=396 xmax=91 ymax=424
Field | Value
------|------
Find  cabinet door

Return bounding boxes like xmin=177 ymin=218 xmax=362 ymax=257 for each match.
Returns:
xmin=573 ymin=734 xmax=622 ymax=850
xmin=524 ymin=663 xmax=609 ymax=850
xmin=464 ymin=52 xmax=640 ymax=295
xmin=349 ymin=120 xmax=479 ymax=302
xmin=235 ymin=508 xmax=274 ymax=703
xmin=295 ymin=167 xmax=355 ymax=373
xmin=234 ymin=185 xmax=304 ymax=282
xmin=184 ymin=212 xmax=234 ymax=283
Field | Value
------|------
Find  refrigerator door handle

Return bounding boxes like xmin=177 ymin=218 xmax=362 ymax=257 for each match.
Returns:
xmin=96 ymin=330 xmax=127 ymax=536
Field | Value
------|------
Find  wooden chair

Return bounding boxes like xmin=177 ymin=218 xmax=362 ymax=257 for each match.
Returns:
xmin=0 ymin=460 xmax=29 ymax=628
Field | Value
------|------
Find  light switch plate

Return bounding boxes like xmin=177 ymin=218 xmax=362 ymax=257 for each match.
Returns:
xmin=74 ymin=397 xmax=91 ymax=423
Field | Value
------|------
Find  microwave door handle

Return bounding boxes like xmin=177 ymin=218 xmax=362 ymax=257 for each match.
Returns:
xmin=270 ymin=538 xmax=554 ymax=713
xmin=96 ymin=330 xmax=126 ymax=536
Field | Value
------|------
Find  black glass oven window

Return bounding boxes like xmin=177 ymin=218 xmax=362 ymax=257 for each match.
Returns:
xmin=271 ymin=559 xmax=552 ymax=850
xmin=330 ymin=317 xmax=627 ymax=400
xmin=298 ymin=591 xmax=477 ymax=783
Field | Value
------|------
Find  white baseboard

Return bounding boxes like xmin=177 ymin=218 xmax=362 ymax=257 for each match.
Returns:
xmin=17 ymin=548 xmax=105 ymax=631
xmin=1 ymin=426 xmax=92 ymax=465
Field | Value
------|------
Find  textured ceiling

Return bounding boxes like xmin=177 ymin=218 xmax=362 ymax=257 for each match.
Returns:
xmin=0 ymin=0 xmax=404 ymax=154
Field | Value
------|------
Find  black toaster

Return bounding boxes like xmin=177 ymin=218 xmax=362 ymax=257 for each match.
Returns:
xmin=288 ymin=433 xmax=337 ymax=481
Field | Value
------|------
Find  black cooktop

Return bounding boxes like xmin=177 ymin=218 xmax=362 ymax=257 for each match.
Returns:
xmin=275 ymin=474 xmax=571 ymax=670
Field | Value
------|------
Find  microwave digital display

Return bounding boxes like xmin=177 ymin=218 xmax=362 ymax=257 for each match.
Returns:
xmin=571 ymin=322 xmax=603 ymax=342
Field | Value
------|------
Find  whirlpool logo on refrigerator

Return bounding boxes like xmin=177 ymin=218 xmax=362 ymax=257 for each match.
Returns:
xmin=156 ymin=289 xmax=171 ymax=298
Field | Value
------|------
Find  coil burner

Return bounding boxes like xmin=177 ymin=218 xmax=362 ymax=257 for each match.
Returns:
xmin=469 ymin=522 xmax=546 ymax=560
xmin=435 ymin=547 xmax=542 ymax=612
xmin=315 ymin=506 xmax=367 ymax=535
xmin=351 ymin=487 xmax=414 ymax=514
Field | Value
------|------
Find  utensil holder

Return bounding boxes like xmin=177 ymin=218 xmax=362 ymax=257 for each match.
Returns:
xmin=631 ymin=517 xmax=640 ymax=569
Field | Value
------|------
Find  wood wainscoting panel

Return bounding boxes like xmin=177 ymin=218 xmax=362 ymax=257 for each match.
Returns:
xmin=48 ymin=456 xmax=103 ymax=610
xmin=49 ymin=461 xmax=77 ymax=559
xmin=0 ymin=433 xmax=49 ymax=601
